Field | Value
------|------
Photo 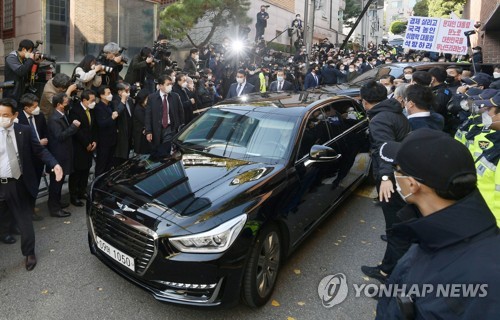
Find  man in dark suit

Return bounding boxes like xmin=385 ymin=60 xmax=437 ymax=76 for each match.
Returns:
xmin=68 ymin=90 xmax=97 ymax=207
xmin=226 ymin=69 xmax=255 ymax=99
xmin=94 ymin=85 xmax=118 ymax=176
xmin=47 ymin=93 xmax=80 ymax=218
xmin=303 ymin=64 xmax=321 ymax=90
xmin=269 ymin=69 xmax=294 ymax=92
xmin=145 ymin=74 xmax=185 ymax=158
xmin=112 ymin=82 xmax=134 ymax=166
xmin=0 ymin=98 xmax=63 ymax=271
xmin=17 ymin=93 xmax=49 ymax=220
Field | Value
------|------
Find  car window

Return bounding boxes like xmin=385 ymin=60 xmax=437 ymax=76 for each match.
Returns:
xmin=176 ymin=108 xmax=299 ymax=164
xmin=297 ymin=107 xmax=331 ymax=160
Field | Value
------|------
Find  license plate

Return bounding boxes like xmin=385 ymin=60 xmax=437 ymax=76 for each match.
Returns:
xmin=96 ymin=236 xmax=135 ymax=272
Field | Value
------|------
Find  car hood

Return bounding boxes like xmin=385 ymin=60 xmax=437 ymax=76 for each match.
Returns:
xmin=92 ymin=151 xmax=282 ymax=231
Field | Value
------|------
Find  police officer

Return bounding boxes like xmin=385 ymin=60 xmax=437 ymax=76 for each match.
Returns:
xmin=376 ymin=129 xmax=500 ymax=319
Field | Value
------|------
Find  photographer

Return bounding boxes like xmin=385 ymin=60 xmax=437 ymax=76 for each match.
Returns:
xmin=40 ymin=73 xmax=78 ymax=119
xmin=152 ymin=34 xmax=173 ymax=77
xmin=72 ymin=54 xmax=103 ymax=91
xmin=97 ymin=42 xmax=126 ymax=94
xmin=4 ymin=39 xmax=40 ymax=102
xmin=125 ymin=47 xmax=156 ymax=94
xmin=173 ymin=73 xmax=196 ymax=123
xmin=183 ymin=48 xmax=200 ymax=78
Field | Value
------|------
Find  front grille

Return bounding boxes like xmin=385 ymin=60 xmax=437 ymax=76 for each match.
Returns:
xmin=90 ymin=208 xmax=156 ymax=274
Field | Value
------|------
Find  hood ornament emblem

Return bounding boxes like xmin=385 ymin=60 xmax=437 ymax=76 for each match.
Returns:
xmin=116 ymin=201 xmax=135 ymax=213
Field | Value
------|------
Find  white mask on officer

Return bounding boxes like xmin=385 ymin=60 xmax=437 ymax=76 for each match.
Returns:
xmin=31 ymin=106 xmax=41 ymax=116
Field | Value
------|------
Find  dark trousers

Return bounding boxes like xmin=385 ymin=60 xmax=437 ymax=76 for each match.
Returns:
xmin=0 ymin=178 xmax=36 ymax=256
xmin=95 ymin=144 xmax=115 ymax=176
xmin=255 ymin=26 xmax=265 ymax=41
xmin=48 ymin=173 xmax=65 ymax=213
xmin=376 ymin=179 xmax=411 ymax=275
xmin=69 ymin=169 xmax=90 ymax=199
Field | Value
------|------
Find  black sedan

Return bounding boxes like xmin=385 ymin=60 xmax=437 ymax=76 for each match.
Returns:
xmin=86 ymin=92 xmax=371 ymax=307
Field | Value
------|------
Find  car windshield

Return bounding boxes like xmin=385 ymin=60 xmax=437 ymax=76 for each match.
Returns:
xmin=176 ymin=108 xmax=299 ymax=164
xmin=349 ymin=65 xmax=403 ymax=85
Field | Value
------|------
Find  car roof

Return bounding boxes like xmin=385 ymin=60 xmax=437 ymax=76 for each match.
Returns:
xmin=212 ymin=91 xmax=354 ymax=116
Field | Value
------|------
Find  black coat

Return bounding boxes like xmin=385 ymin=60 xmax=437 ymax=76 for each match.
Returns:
xmin=112 ymin=97 xmax=134 ymax=159
xmin=3 ymin=51 xmax=35 ymax=101
xmin=133 ymin=104 xmax=151 ymax=154
xmin=94 ymin=101 xmax=117 ymax=148
xmin=269 ymin=80 xmax=294 ymax=92
xmin=47 ymin=112 xmax=79 ymax=176
xmin=17 ymin=111 xmax=49 ymax=173
xmin=172 ymin=84 xmax=194 ymax=123
xmin=10 ymin=123 xmax=59 ymax=198
xmin=367 ymin=98 xmax=411 ymax=180
xmin=144 ymin=91 xmax=184 ymax=148
xmin=68 ymin=104 xmax=98 ymax=170
xmin=376 ymin=191 xmax=500 ymax=319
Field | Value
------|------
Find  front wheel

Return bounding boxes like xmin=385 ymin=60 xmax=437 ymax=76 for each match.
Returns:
xmin=242 ymin=224 xmax=282 ymax=307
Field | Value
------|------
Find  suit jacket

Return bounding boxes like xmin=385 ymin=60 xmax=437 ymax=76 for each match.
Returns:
xmin=227 ymin=82 xmax=255 ymax=99
xmin=68 ymin=104 xmax=98 ymax=170
xmin=269 ymin=80 xmax=294 ymax=92
xmin=17 ymin=111 xmax=49 ymax=173
xmin=145 ymin=91 xmax=185 ymax=147
xmin=303 ymin=72 xmax=320 ymax=90
xmin=112 ymin=97 xmax=135 ymax=159
xmin=133 ymin=104 xmax=151 ymax=154
xmin=11 ymin=123 xmax=59 ymax=198
xmin=94 ymin=101 xmax=117 ymax=148
xmin=47 ymin=110 xmax=79 ymax=175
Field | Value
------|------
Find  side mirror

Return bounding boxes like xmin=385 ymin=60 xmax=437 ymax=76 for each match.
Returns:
xmin=309 ymin=145 xmax=341 ymax=162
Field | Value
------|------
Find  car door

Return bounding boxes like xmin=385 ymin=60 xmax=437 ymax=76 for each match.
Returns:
xmin=283 ymin=104 xmax=345 ymax=246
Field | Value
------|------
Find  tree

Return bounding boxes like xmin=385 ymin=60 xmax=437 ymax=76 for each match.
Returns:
xmin=343 ymin=0 xmax=362 ymax=29
xmin=159 ymin=0 xmax=252 ymax=48
xmin=413 ymin=0 xmax=429 ymax=17
xmin=427 ymin=0 xmax=466 ymax=18
xmin=390 ymin=20 xmax=407 ymax=34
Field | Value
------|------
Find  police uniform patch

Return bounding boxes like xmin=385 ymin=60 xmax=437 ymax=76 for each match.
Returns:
xmin=477 ymin=164 xmax=486 ymax=176
xmin=478 ymin=141 xmax=490 ymax=150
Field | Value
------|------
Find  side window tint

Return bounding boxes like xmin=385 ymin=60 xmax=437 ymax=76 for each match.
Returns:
xmin=298 ymin=108 xmax=331 ymax=160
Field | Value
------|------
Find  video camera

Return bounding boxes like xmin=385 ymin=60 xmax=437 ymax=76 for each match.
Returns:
xmin=33 ymin=40 xmax=57 ymax=63
xmin=70 ymin=74 xmax=85 ymax=91
xmin=152 ymin=40 xmax=172 ymax=58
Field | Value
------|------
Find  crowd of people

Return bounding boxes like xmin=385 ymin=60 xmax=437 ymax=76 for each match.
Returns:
xmin=1 ymin=33 xmax=499 ymax=317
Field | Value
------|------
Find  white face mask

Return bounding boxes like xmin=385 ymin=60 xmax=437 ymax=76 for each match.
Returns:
xmin=404 ymin=74 xmax=412 ymax=81
xmin=482 ymin=112 xmax=493 ymax=128
xmin=494 ymin=72 xmax=500 ymax=79
xmin=249 ymin=71 xmax=255 ymax=75
xmin=105 ymin=94 xmax=113 ymax=102
xmin=385 ymin=85 xmax=392 ymax=94
xmin=31 ymin=106 xmax=41 ymax=116
xmin=164 ymin=85 xmax=172 ymax=94
xmin=207 ymin=75 xmax=212 ymax=81
xmin=395 ymin=175 xmax=413 ymax=202
xmin=349 ymin=68 xmax=355 ymax=73
xmin=277 ymin=76 xmax=284 ymax=82
xmin=88 ymin=102 xmax=96 ymax=109
xmin=0 ymin=117 xmax=13 ymax=128
xmin=181 ymin=82 xmax=188 ymax=88
xmin=236 ymin=77 xmax=244 ymax=84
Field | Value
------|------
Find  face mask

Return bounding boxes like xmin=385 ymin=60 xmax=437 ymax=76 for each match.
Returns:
xmin=236 ymin=77 xmax=244 ymax=84
xmin=482 ymin=112 xmax=493 ymax=128
xmin=385 ymin=85 xmax=392 ymax=94
xmin=105 ymin=94 xmax=113 ymax=102
xmin=446 ymin=76 xmax=456 ymax=84
xmin=349 ymin=68 xmax=355 ymax=73
xmin=88 ymin=102 xmax=96 ymax=109
xmin=31 ymin=106 xmax=41 ymax=116
xmin=0 ymin=117 xmax=13 ymax=128
xmin=207 ymin=75 xmax=212 ymax=81
xmin=494 ymin=72 xmax=500 ymax=79
xmin=181 ymin=82 xmax=188 ymax=88
xmin=164 ymin=85 xmax=172 ymax=94
xmin=249 ymin=71 xmax=255 ymax=75
xmin=404 ymin=74 xmax=412 ymax=81
xmin=277 ymin=76 xmax=284 ymax=82
xmin=395 ymin=176 xmax=413 ymax=202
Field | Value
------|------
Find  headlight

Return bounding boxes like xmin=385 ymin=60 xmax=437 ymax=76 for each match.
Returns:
xmin=169 ymin=214 xmax=247 ymax=253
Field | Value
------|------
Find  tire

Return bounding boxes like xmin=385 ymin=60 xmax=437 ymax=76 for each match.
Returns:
xmin=242 ymin=224 xmax=282 ymax=307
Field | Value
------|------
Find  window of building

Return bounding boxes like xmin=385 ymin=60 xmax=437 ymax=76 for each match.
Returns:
xmin=46 ymin=0 xmax=69 ymax=61
xmin=3 ymin=0 xmax=13 ymax=30
xmin=391 ymin=1 xmax=402 ymax=8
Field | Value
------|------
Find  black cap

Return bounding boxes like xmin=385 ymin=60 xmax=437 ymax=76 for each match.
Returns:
xmin=472 ymin=46 xmax=482 ymax=50
xmin=379 ymin=129 xmax=476 ymax=190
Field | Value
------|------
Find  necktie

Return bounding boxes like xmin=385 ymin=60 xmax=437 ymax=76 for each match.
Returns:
xmin=278 ymin=82 xmax=283 ymax=91
xmin=63 ymin=114 xmax=69 ymax=126
xmin=6 ymin=130 xmax=21 ymax=179
xmin=28 ymin=116 xmax=40 ymax=140
xmin=85 ymin=108 xmax=91 ymax=125
xmin=314 ymin=75 xmax=318 ymax=86
xmin=237 ymin=84 xmax=242 ymax=96
xmin=162 ymin=94 xmax=169 ymax=128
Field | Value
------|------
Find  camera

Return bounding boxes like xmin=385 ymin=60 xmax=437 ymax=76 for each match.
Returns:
xmin=263 ymin=5 xmax=270 ymax=7
xmin=71 ymin=74 xmax=85 ymax=90
xmin=464 ymin=30 xmax=476 ymax=37
xmin=97 ymin=64 xmax=114 ymax=73
xmin=36 ymin=52 xmax=57 ymax=63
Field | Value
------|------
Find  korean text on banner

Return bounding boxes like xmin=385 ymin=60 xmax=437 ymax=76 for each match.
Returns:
xmin=403 ymin=17 xmax=440 ymax=51
xmin=435 ymin=19 xmax=474 ymax=55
